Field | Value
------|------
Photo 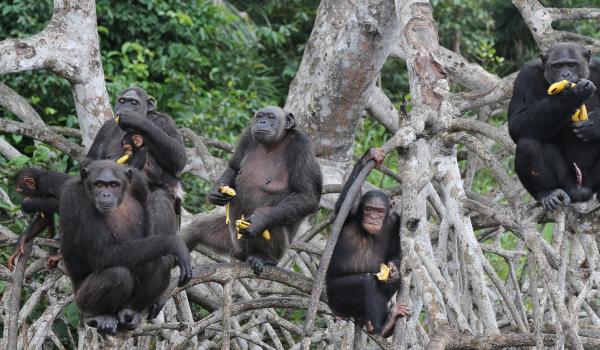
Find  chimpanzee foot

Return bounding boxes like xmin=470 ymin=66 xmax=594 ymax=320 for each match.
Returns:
xmin=148 ymin=300 xmax=166 ymax=320
xmin=118 ymin=308 xmax=141 ymax=330
xmin=539 ymin=189 xmax=571 ymax=211
xmin=85 ymin=314 xmax=118 ymax=335
xmin=247 ymin=256 xmax=265 ymax=275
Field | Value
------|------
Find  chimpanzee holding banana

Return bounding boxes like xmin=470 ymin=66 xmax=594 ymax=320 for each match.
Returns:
xmin=182 ymin=106 xmax=322 ymax=275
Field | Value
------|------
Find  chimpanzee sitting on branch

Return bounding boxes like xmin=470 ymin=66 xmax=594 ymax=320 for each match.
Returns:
xmin=8 ymin=168 xmax=71 ymax=270
xmin=59 ymin=161 xmax=192 ymax=335
xmin=509 ymin=42 xmax=600 ymax=210
xmin=182 ymin=106 xmax=322 ymax=275
xmin=326 ymin=148 xmax=409 ymax=337
xmin=86 ymin=87 xmax=186 ymax=231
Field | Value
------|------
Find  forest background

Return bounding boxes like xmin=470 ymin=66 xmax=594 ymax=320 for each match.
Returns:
xmin=1 ymin=0 xmax=600 ymax=349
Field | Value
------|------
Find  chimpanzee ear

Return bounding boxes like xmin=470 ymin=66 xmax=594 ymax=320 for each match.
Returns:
xmin=24 ymin=177 xmax=36 ymax=190
xmin=147 ymin=96 xmax=157 ymax=112
xmin=250 ymin=109 xmax=257 ymax=117
xmin=80 ymin=168 xmax=89 ymax=180
xmin=285 ymin=112 xmax=296 ymax=130
xmin=584 ymin=50 xmax=592 ymax=62
xmin=125 ymin=169 xmax=133 ymax=182
xmin=540 ymin=53 xmax=548 ymax=65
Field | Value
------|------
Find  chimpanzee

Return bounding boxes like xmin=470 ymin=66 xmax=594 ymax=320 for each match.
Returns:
xmin=59 ymin=161 xmax=192 ymax=334
xmin=181 ymin=106 xmax=322 ymax=275
xmin=7 ymin=168 xmax=71 ymax=270
xmin=326 ymin=148 xmax=409 ymax=337
xmin=85 ymin=87 xmax=186 ymax=231
xmin=509 ymin=42 xmax=600 ymax=210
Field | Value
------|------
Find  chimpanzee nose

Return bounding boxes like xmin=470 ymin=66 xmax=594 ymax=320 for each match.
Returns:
xmin=102 ymin=192 xmax=111 ymax=198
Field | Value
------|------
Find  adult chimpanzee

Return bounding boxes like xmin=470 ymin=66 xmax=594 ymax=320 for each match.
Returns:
xmin=182 ymin=106 xmax=322 ymax=275
xmin=326 ymin=148 xmax=409 ymax=337
xmin=509 ymin=42 xmax=600 ymax=210
xmin=59 ymin=161 xmax=192 ymax=334
xmin=86 ymin=87 xmax=186 ymax=230
xmin=8 ymin=168 xmax=71 ymax=270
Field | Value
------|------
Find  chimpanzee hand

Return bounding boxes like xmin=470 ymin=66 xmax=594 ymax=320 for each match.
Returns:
xmin=365 ymin=148 xmax=386 ymax=168
xmin=386 ymin=261 xmax=400 ymax=284
xmin=573 ymin=111 xmax=600 ymax=142
xmin=115 ymin=110 xmax=146 ymax=130
xmin=241 ymin=211 xmax=268 ymax=239
xmin=573 ymin=79 xmax=597 ymax=102
xmin=173 ymin=239 xmax=193 ymax=286
xmin=208 ymin=184 xmax=234 ymax=206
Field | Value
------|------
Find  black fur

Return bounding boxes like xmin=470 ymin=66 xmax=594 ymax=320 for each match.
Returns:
xmin=85 ymin=87 xmax=186 ymax=194
xmin=59 ymin=161 xmax=191 ymax=334
xmin=508 ymin=42 xmax=600 ymax=210
xmin=182 ymin=107 xmax=322 ymax=274
xmin=326 ymin=151 xmax=402 ymax=336
xmin=8 ymin=168 xmax=71 ymax=268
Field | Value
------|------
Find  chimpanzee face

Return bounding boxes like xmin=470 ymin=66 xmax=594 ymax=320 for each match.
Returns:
xmin=542 ymin=42 xmax=591 ymax=85
xmin=361 ymin=197 xmax=387 ymax=235
xmin=82 ymin=162 xmax=131 ymax=214
xmin=115 ymin=88 xmax=156 ymax=117
xmin=251 ymin=107 xmax=296 ymax=145
xmin=15 ymin=175 xmax=37 ymax=197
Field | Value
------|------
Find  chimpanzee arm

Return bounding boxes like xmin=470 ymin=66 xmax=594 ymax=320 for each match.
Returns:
xmin=334 ymin=149 xmax=374 ymax=214
xmin=251 ymin=132 xmax=322 ymax=228
xmin=508 ymin=64 xmax=588 ymax=141
xmin=87 ymin=234 xmax=188 ymax=269
xmin=86 ymin=121 xmax=121 ymax=161
xmin=117 ymin=111 xmax=186 ymax=175
xmin=209 ymin=130 xmax=255 ymax=206
xmin=8 ymin=213 xmax=53 ymax=269
xmin=21 ymin=197 xmax=59 ymax=215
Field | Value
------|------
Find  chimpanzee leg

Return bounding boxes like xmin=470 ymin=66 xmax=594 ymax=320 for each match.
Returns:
xmin=515 ymin=139 xmax=591 ymax=208
xmin=326 ymin=274 xmax=388 ymax=328
xmin=149 ymin=189 xmax=177 ymax=235
xmin=75 ymin=267 xmax=134 ymax=334
xmin=181 ymin=212 xmax=235 ymax=254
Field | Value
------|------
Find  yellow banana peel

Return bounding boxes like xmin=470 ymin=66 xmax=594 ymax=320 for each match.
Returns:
xmin=235 ymin=215 xmax=270 ymax=240
xmin=547 ymin=80 xmax=588 ymax=122
xmin=375 ymin=263 xmax=391 ymax=282
xmin=116 ymin=154 xmax=130 ymax=165
xmin=218 ymin=186 xmax=236 ymax=224
xmin=114 ymin=114 xmax=120 ymax=124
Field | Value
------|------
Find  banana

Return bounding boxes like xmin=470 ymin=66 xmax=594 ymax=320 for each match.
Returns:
xmin=116 ymin=154 xmax=130 ymax=165
xmin=218 ymin=186 xmax=236 ymax=197
xmin=375 ymin=263 xmax=391 ymax=282
xmin=218 ymin=186 xmax=236 ymax=224
xmin=114 ymin=114 xmax=120 ymax=124
xmin=235 ymin=215 xmax=270 ymax=240
xmin=547 ymin=80 xmax=574 ymax=95
xmin=547 ymin=80 xmax=588 ymax=122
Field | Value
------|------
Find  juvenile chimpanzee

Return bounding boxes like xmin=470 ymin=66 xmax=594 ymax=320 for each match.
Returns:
xmin=326 ymin=148 xmax=409 ymax=337
xmin=59 ymin=161 xmax=192 ymax=335
xmin=8 ymin=168 xmax=71 ymax=270
xmin=86 ymin=87 xmax=186 ymax=231
xmin=182 ymin=106 xmax=322 ymax=275
xmin=509 ymin=42 xmax=600 ymax=210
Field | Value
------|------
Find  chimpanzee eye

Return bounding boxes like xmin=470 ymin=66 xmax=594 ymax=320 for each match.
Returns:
xmin=110 ymin=182 xmax=120 ymax=188
xmin=132 ymin=100 xmax=138 ymax=105
xmin=118 ymin=98 xmax=125 ymax=104
xmin=568 ymin=63 xmax=577 ymax=68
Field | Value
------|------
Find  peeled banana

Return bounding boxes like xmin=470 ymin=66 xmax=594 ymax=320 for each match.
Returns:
xmin=375 ymin=263 xmax=391 ymax=282
xmin=547 ymin=80 xmax=588 ymax=122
